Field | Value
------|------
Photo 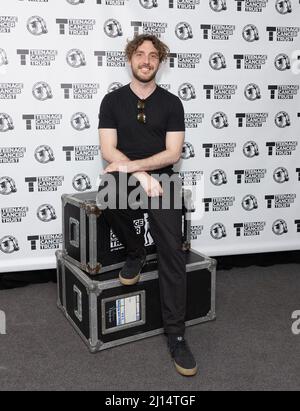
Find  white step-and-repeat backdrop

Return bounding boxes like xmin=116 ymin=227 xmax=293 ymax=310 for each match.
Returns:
xmin=0 ymin=0 xmax=300 ymax=272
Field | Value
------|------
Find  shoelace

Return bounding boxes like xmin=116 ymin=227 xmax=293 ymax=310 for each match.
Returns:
xmin=170 ymin=338 xmax=188 ymax=355
xmin=126 ymin=255 xmax=144 ymax=268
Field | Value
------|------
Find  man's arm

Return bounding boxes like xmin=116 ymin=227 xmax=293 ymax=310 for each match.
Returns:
xmin=130 ymin=131 xmax=185 ymax=172
xmin=99 ymin=128 xmax=155 ymax=176
xmin=99 ymin=129 xmax=130 ymax=163
xmin=99 ymin=129 xmax=184 ymax=197
xmin=101 ymin=130 xmax=184 ymax=174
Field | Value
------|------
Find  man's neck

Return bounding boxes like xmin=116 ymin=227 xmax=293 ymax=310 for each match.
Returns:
xmin=130 ymin=79 xmax=157 ymax=100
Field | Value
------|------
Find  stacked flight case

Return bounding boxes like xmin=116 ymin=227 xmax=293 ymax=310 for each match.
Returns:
xmin=57 ymin=190 xmax=217 ymax=353
xmin=61 ymin=190 xmax=194 ymax=275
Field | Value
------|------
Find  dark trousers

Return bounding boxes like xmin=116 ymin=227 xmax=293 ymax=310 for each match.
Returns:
xmin=98 ymin=171 xmax=186 ymax=336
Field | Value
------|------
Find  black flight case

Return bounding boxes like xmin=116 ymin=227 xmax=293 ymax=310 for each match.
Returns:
xmin=62 ymin=190 xmax=194 ymax=275
xmin=56 ymin=249 xmax=216 ymax=353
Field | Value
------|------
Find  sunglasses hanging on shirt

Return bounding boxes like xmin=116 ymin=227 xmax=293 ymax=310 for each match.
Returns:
xmin=137 ymin=99 xmax=146 ymax=124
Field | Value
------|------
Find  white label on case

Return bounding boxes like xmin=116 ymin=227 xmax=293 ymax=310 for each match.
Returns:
xmin=116 ymin=295 xmax=141 ymax=326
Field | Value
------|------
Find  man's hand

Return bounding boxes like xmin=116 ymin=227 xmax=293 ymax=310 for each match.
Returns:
xmin=103 ymin=162 xmax=163 ymax=197
xmin=104 ymin=161 xmax=139 ymax=174
xmin=134 ymin=172 xmax=163 ymax=198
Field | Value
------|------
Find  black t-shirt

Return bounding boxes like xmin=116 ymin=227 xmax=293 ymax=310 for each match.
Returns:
xmin=98 ymin=84 xmax=185 ymax=173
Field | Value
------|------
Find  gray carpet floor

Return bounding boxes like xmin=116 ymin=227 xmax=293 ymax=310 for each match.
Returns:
xmin=0 ymin=263 xmax=299 ymax=391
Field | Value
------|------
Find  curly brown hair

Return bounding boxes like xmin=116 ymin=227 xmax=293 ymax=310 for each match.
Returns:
xmin=125 ymin=35 xmax=169 ymax=63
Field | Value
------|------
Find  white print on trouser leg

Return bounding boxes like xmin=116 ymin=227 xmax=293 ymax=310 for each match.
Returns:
xmin=291 ymin=311 xmax=300 ymax=336
xmin=0 ymin=310 xmax=6 ymax=335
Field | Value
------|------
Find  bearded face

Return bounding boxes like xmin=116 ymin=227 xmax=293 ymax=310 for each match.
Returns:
xmin=129 ymin=41 xmax=161 ymax=84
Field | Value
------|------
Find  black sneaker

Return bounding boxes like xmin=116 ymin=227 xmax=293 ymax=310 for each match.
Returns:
xmin=168 ymin=335 xmax=198 ymax=377
xmin=119 ymin=249 xmax=146 ymax=286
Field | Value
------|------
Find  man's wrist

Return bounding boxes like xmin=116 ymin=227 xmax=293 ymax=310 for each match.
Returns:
xmin=131 ymin=160 xmax=144 ymax=173
xmin=133 ymin=171 xmax=148 ymax=179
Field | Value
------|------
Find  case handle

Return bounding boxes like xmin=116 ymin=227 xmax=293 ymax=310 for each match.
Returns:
xmin=69 ymin=218 xmax=79 ymax=248
xmin=73 ymin=285 xmax=83 ymax=322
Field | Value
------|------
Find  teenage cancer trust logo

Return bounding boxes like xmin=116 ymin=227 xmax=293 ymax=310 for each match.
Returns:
xmin=209 ymin=0 xmax=227 ymax=12
xmin=243 ymin=25 xmax=259 ymax=42
xmin=71 ymin=113 xmax=90 ymax=131
xmin=67 ymin=0 xmax=86 ymax=4
xmin=0 ymin=114 xmax=14 ymax=132
xmin=275 ymin=54 xmax=291 ymax=71
xmin=178 ymin=83 xmax=196 ymax=101
xmin=175 ymin=23 xmax=193 ymax=40
xmin=72 ymin=174 xmax=92 ymax=192
xmin=37 ymin=204 xmax=57 ymax=222
xmin=209 ymin=52 xmax=226 ymax=70
xmin=32 ymin=82 xmax=53 ymax=101
xmin=27 ymin=16 xmax=48 ymax=36
xmin=34 ymin=145 xmax=55 ymax=164
xmin=0 ymin=177 xmax=17 ymax=195
xmin=0 ymin=236 xmax=19 ymax=254
xmin=243 ymin=141 xmax=260 ymax=158
xmin=244 ymin=84 xmax=261 ymax=101
xmin=140 ymin=0 xmax=158 ymax=9
xmin=276 ymin=0 xmax=292 ymax=14
xmin=66 ymin=49 xmax=86 ymax=68
xmin=104 ymin=19 xmax=123 ymax=38
xmin=0 ymin=49 xmax=8 ymax=66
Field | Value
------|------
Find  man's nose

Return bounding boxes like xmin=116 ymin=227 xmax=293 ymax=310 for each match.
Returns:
xmin=142 ymin=55 xmax=151 ymax=65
